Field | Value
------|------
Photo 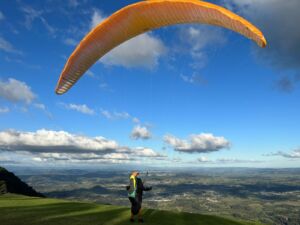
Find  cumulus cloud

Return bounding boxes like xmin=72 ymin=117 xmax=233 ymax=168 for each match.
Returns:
xmin=0 ymin=107 xmax=9 ymax=114
xmin=131 ymin=125 xmax=152 ymax=140
xmin=61 ymin=103 xmax=95 ymax=115
xmin=0 ymin=129 xmax=164 ymax=164
xmin=164 ymin=133 xmax=230 ymax=153
xmin=0 ymin=78 xmax=36 ymax=104
xmin=101 ymin=33 xmax=166 ymax=68
xmin=224 ymin=0 xmax=300 ymax=90
xmin=0 ymin=129 xmax=118 ymax=154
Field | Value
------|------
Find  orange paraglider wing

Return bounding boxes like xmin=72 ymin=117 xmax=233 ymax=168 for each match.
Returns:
xmin=56 ymin=0 xmax=267 ymax=94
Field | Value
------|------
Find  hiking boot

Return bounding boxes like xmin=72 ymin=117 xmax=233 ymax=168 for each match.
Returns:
xmin=138 ymin=218 xmax=144 ymax=223
xmin=130 ymin=218 xmax=135 ymax=223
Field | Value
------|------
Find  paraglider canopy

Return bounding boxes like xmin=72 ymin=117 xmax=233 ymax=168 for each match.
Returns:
xmin=55 ymin=0 xmax=267 ymax=95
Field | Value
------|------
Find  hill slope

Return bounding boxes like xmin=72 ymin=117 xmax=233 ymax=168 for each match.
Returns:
xmin=0 ymin=167 xmax=44 ymax=197
xmin=0 ymin=194 xmax=263 ymax=225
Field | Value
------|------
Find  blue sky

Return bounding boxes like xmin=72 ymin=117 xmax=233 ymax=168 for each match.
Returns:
xmin=0 ymin=0 xmax=300 ymax=168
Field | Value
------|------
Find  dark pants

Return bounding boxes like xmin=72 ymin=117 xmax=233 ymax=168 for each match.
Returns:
xmin=129 ymin=197 xmax=141 ymax=215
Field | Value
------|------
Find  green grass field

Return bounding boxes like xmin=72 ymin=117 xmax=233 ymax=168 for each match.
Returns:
xmin=0 ymin=194 xmax=263 ymax=225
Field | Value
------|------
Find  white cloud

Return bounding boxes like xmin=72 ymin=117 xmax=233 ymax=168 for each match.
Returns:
xmin=101 ymin=33 xmax=166 ymax=68
xmin=132 ymin=117 xmax=140 ymax=123
xmin=90 ymin=8 xmax=166 ymax=68
xmin=90 ymin=9 xmax=105 ymax=29
xmin=131 ymin=125 xmax=152 ymax=140
xmin=181 ymin=73 xmax=207 ymax=85
xmin=100 ymin=109 xmax=141 ymax=124
xmin=197 ymin=157 xmax=263 ymax=164
xmin=40 ymin=17 xmax=56 ymax=37
xmin=179 ymin=26 xmax=226 ymax=69
xmin=61 ymin=103 xmax=95 ymax=115
xmin=33 ymin=152 xmax=130 ymax=162
xmin=33 ymin=103 xmax=52 ymax=118
xmin=100 ymin=109 xmax=130 ymax=120
xmin=132 ymin=147 xmax=166 ymax=158
xmin=0 ymin=129 xmax=165 ymax=164
xmin=33 ymin=103 xmax=46 ymax=110
xmin=164 ymin=133 xmax=230 ymax=153
xmin=86 ymin=70 xmax=95 ymax=77
xmin=217 ymin=158 xmax=263 ymax=164
xmin=21 ymin=6 xmax=43 ymax=30
xmin=0 ymin=107 xmax=9 ymax=114
xmin=198 ymin=156 xmax=211 ymax=163
xmin=21 ymin=6 xmax=56 ymax=36
xmin=183 ymin=26 xmax=226 ymax=53
xmin=0 ymin=129 xmax=119 ymax=153
xmin=266 ymin=149 xmax=300 ymax=159
xmin=100 ymin=110 xmax=113 ymax=119
xmin=0 ymin=37 xmax=22 ymax=54
xmin=0 ymin=78 xmax=36 ymax=104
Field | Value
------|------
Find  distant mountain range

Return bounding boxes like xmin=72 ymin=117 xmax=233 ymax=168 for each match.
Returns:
xmin=0 ymin=167 xmax=44 ymax=197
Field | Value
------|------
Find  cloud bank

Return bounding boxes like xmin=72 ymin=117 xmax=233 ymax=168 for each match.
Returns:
xmin=198 ymin=157 xmax=263 ymax=164
xmin=0 ymin=129 xmax=165 ymax=164
xmin=266 ymin=149 xmax=300 ymax=159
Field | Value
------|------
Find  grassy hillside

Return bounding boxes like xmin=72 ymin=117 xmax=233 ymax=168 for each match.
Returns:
xmin=0 ymin=194 xmax=263 ymax=225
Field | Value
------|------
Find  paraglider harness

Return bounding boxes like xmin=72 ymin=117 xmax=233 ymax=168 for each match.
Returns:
xmin=128 ymin=174 xmax=137 ymax=198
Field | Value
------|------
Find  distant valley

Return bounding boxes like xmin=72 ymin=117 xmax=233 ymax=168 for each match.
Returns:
xmin=7 ymin=167 xmax=299 ymax=225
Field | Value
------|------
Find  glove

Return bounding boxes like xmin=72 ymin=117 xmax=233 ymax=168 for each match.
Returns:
xmin=149 ymin=186 xmax=152 ymax=191
xmin=126 ymin=185 xmax=130 ymax=190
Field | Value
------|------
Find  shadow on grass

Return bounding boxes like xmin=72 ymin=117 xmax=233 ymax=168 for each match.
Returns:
xmin=0 ymin=199 xmax=259 ymax=225
xmin=141 ymin=208 xmax=257 ymax=225
xmin=0 ymin=201 xmax=131 ymax=225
